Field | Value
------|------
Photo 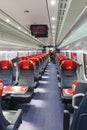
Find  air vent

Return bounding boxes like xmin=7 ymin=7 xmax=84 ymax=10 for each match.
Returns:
xmin=60 ymin=3 xmax=63 ymax=8
xmin=55 ymin=0 xmax=69 ymax=42
xmin=64 ymin=3 xmax=67 ymax=8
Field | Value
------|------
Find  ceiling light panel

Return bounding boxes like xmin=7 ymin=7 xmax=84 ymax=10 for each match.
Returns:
xmin=6 ymin=19 xmax=10 ymax=23
xmin=52 ymin=17 xmax=56 ymax=21
xmin=50 ymin=0 xmax=56 ymax=6
xmin=47 ymin=0 xmax=59 ymax=45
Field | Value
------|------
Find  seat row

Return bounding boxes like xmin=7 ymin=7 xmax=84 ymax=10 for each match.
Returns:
xmin=56 ymin=53 xmax=79 ymax=107
xmin=0 ymin=53 xmax=49 ymax=130
xmin=56 ymin=53 xmax=87 ymax=130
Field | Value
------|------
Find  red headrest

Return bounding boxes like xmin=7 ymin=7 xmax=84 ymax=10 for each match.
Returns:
xmin=20 ymin=56 xmax=28 ymax=60
xmin=0 ymin=60 xmax=13 ymax=70
xmin=18 ymin=60 xmax=35 ymax=70
xmin=28 ymin=58 xmax=39 ymax=65
xmin=61 ymin=60 xmax=78 ymax=70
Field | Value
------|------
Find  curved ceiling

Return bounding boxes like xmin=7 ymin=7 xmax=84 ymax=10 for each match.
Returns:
xmin=0 ymin=0 xmax=87 ymax=50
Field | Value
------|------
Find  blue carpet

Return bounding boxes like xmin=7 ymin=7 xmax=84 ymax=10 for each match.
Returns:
xmin=18 ymin=63 xmax=64 ymax=130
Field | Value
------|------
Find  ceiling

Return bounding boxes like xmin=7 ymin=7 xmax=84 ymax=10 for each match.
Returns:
xmin=0 ymin=0 xmax=87 ymax=50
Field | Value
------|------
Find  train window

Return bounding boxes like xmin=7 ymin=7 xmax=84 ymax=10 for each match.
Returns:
xmin=71 ymin=52 xmax=77 ymax=61
xmin=84 ymin=54 xmax=87 ymax=77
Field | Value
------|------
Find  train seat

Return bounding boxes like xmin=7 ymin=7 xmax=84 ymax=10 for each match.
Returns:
xmin=0 ymin=80 xmax=22 ymax=130
xmin=62 ymin=80 xmax=78 ymax=101
xmin=0 ymin=60 xmax=14 ymax=86
xmin=18 ymin=59 xmax=35 ymax=88
xmin=36 ymin=56 xmax=43 ymax=75
xmin=56 ymin=54 xmax=69 ymax=82
xmin=63 ymin=92 xmax=87 ymax=130
xmin=20 ymin=56 xmax=28 ymax=60
xmin=61 ymin=60 xmax=78 ymax=103
xmin=2 ymin=60 xmax=35 ymax=104
xmin=61 ymin=60 xmax=78 ymax=89
xmin=28 ymin=57 xmax=40 ymax=81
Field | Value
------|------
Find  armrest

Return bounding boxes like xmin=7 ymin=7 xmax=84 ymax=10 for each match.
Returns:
xmin=12 ymin=81 xmax=18 ymax=86
xmin=63 ymin=110 xmax=70 ymax=130
xmin=72 ymin=93 xmax=84 ymax=110
xmin=6 ymin=109 xmax=22 ymax=130
xmin=11 ymin=109 xmax=22 ymax=124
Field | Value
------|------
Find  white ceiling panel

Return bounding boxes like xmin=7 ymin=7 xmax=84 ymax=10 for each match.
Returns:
xmin=0 ymin=0 xmax=53 ymax=46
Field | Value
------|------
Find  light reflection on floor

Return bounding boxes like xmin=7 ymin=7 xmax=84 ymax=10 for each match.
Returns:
xmin=29 ymin=99 xmax=47 ymax=108
xmin=39 ymin=80 xmax=49 ymax=84
xmin=42 ymin=75 xmax=50 ymax=79
xmin=34 ymin=88 xmax=47 ymax=93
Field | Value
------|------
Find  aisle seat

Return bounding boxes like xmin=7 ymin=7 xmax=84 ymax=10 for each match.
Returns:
xmin=63 ymin=92 xmax=87 ymax=130
xmin=0 ymin=60 xmax=13 ymax=86
xmin=0 ymin=79 xmax=22 ymax=130
xmin=28 ymin=57 xmax=40 ymax=81
xmin=62 ymin=80 xmax=78 ymax=97
xmin=61 ymin=60 xmax=78 ymax=103
xmin=18 ymin=59 xmax=35 ymax=87
xmin=2 ymin=60 xmax=34 ymax=104
xmin=61 ymin=60 xmax=78 ymax=89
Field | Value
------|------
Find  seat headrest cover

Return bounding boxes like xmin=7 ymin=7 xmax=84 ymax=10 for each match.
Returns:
xmin=0 ymin=60 xmax=13 ymax=70
xmin=18 ymin=60 xmax=35 ymax=69
xmin=28 ymin=58 xmax=39 ymax=65
xmin=20 ymin=56 xmax=28 ymax=60
xmin=61 ymin=60 xmax=78 ymax=70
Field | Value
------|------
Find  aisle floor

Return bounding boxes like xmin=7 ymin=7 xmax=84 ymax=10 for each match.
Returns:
xmin=19 ymin=63 xmax=64 ymax=130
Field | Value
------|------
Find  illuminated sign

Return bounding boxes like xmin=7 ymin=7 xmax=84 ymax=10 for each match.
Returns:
xmin=30 ymin=25 xmax=48 ymax=38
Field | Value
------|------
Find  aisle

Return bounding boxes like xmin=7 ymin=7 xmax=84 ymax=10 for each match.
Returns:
xmin=19 ymin=63 xmax=64 ymax=130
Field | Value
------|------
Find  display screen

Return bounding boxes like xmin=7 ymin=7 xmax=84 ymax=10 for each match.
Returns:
xmin=30 ymin=25 xmax=48 ymax=38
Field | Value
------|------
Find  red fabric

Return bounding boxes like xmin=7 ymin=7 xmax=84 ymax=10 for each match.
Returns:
xmin=72 ymin=80 xmax=79 ymax=92
xmin=20 ymin=56 xmax=28 ymax=60
xmin=18 ymin=60 xmax=35 ymax=69
xmin=0 ymin=60 xmax=13 ymax=70
xmin=0 ymin=79 xmax=4 ymax=96
xmin=71 ymin=53 xmax=77 ymax=58
xmin=28 ymin=58 xmax=39 ymax=65
xmin=3 ymin=86 xmax=28 ymax=94
xmin=62 ymin=88 xmax=75 ymax=96
xmin=61 ymin=60 xmax=78 ymax=70
xmin=59 ymin=57 xmax=69 ymax=64
xmin=72 ymin=80 xmax=78 ymax=87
